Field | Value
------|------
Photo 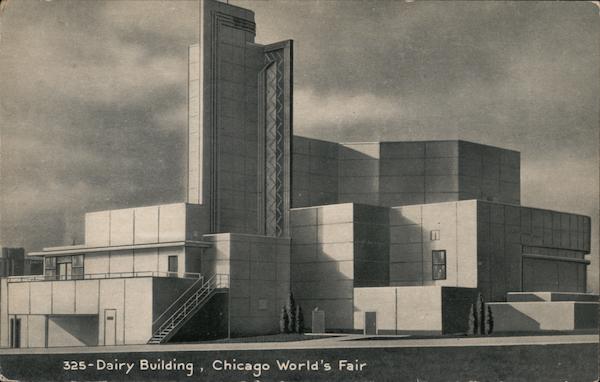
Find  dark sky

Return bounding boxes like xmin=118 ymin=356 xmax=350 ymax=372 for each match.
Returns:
xmin=0 ymin=0 xmax=598 ymax=291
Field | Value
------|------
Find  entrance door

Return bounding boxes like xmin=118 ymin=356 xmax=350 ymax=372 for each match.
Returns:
xmin=104 ymin=310 xmax=116 ymax=346
xmin=9 ymin=318 xmax=21 ymax=348
xmin=364 ymin=311 xmax=377 ymax=335
xmin=58 ymin=263 xmax=72 ymax=280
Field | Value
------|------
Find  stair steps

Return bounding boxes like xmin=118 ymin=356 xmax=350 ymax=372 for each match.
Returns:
xmin=148 ymin=274 xmax=228 ymax=344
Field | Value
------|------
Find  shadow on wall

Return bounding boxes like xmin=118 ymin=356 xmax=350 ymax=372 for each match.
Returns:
xmin=49 ymin=315 xmax=99 ymax=347
xmin=389 ymin=209 xmax=425 ymax=287
xmin=441 ymin=288 xmax=480 ymax=334
xmin=488 ymin=305 xmax=542 ymax=332
xmin=168 ymin=292 xmax=229 ymax=342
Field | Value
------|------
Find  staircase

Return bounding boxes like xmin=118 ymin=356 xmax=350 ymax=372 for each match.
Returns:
xmin=148 ymin=274 xmax=229 ymax=344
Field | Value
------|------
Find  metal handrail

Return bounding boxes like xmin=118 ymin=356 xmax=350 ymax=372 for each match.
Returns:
xmin=149 ymin=273 xmax=229 ymax=343
xmin=6 ymin=270 xmax=203 ymax=283
xmin=154 ymin=276 xmax=215 ymax=337
xmin=151 ymin=275 xmax=205 ymax=330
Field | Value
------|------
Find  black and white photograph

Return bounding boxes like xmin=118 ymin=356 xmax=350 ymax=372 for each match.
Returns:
xmin=0 ymin=0 xmax=598 ymax=380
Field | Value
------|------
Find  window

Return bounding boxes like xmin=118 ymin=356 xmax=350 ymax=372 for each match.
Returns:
xmin=430 ymin=230 xmax=440 ymax=241
xmin=432 ymin=250 xmax=447 ymax=280
xmin=72 ymin=255 xmax=84 ymax=280
xmin=44 ymin=257 xmax=57 ymax=280
xmin=258 ymin=299 xmax=268 ymax=311
xmin=45 ymin=255 xmax=84 ymax=280
xmin=168 ymin=256 xmax=178 ymax=273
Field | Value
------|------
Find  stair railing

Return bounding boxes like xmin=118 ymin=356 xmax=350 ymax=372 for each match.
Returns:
xmin=149 ymin=273 xmax=230 ymax=342
xmin=151 ymin=275 xmax=205 ymax=333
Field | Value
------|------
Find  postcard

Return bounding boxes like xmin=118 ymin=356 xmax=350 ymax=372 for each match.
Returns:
xmin=0 ymin=0 xmax=597 ymax=381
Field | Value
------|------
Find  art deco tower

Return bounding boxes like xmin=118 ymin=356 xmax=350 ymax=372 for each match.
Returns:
xmin=187 ymin=0 xmax=292 ymax=237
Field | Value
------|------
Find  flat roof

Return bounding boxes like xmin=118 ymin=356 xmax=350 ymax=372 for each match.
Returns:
xmin=29 ymin=240 xmax=211 ymax=257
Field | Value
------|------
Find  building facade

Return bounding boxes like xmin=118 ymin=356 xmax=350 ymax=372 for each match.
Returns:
xmin=1 ymin=0 xmax=595 ymax=347
xmin=2 ymin=0 xmax=293 ymax=348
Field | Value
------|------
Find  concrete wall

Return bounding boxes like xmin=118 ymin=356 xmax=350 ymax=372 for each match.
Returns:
xmin=291 ymin=139 xmax=521 ymax=209
xmin=459 ymin=141 xmax=520 ymax=204
xmin=292 ymin=137 xmax=339 ymax=208
xmin=290 ymin=204 xmax=354 ymax=330
xmin=389 ymin=201 xmax=478 ymax=288
xmin=477 ymin=201 xmax=590 ymax=301
xmin=202 ymin=233 xmax=290 ymax=336
xmin=380 ymin=141 xmax=462 ymax=206
xmin=354 ymin=204 xmax=389 ymax=287
xmin=47 ymin=316 xmax=98 ymax=347
xmin=84 ymin=203 xmax=209 ymax=247
xmin=5 ymin=277 xmax=196 ymax=347
xmin=338 ymin=143 xmax=380 ymax=205
xmin=354 ymin=287 xmax=443 ymax=334
xmin=389 ymin=200 xmax=590 ymax=302
xmin=354 ymin=286 xmax=478 ymax=335
xmin=214 ymin=38 xmax=262 ymax=234
xmin=290 ymin=203 xmax=390 ymax=330
xmin=489 ymin=301 xmax=598 ymax=331
xmin=84 ymin=247 xmax=187 ymax=276
xmin=522 ymin=258 xmax=586 ymax=293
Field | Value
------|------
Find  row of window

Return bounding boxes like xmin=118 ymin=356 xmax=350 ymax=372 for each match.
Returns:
xmin=45 ymin=255 xmax=84 ymax=280
xmin=43 ymin=254 xmax=180 ymax=279
xmin=40 ymin=251 xmax=444 ymax=281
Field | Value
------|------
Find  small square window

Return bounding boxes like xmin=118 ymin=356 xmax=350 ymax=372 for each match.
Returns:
xmin=258 ymin=299 xmax=268 ymax=310
xmin=72 ymin=255 xmax=84 ymax=267
xmin=430 ymin=230 xmax=440 ymax=241
xmin=45 ymin=257 xmax=56 ymax=269
xmin=432 ymin=264 xmax=446 ymax=280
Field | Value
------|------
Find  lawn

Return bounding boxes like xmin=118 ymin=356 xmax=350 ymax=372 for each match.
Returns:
xmin=207 ymin=333 xmax=330 ymax=343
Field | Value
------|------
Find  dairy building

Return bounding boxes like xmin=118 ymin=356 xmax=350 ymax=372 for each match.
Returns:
xmin=1 ymin=0 xmax=596 ymax=348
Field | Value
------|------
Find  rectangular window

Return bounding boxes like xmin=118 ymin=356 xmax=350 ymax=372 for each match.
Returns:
xmin=45 ymin=255 xmax=84 ymax=280
xmin=258 ymin=299 xmax=268 ymax=310
xmin=72 ymin=255 xmax=84 ymax=267
xmin=432 ymin=250 xmax=447 ymax=280
xmin=168 ymin=256 xmax=178 ymax=273
xmin=45 ymin=257 xmax=56 ymax=269
xmin=57 ymin=256 xmax=71 ymax=264
xmin=44 ymin=257 xmax=56 ymax=279
xmin=72 ymin=255 xmax=84 ymax=279
xmin=430 ymin=230 xmax=440 ymax=241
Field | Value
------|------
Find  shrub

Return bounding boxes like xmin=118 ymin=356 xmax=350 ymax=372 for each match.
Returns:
xmin=477 ymin=293 xmax=486 ymax=335
xmin=295 ymin=305 xmax=304 ymax=334
xmin=286 ymin=292 xmax=296 ymax=333
xmin=279 ymin=305 xmax=288 ymax=333
xmin=487 ymin=305 xmax=494 ymax=335
xmin=467 ymin=303 xmax=476 ymax=335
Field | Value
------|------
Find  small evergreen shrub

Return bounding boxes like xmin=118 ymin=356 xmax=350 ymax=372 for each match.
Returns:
xmin=279 ymin=305 xmax=288 ymax=333
xmin=295 ymin=305 xmax=304 ymax=334
xmin=486 ymin=305 xmax=494 ymax=334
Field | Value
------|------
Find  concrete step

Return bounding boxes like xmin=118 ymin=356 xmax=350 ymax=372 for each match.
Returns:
xmin=506 ymin=292 xmax=599 ymax=302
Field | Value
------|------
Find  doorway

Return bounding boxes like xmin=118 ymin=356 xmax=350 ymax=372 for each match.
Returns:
xmin=364 ymin=311 xmax=377 ymax=335
xmin=104 ymin=309 xmax=116 ymax=346
xmin=58 ymin=263 xmax=72 ymax=280
xmin=9 ymin=317 xmax=21 ymax=348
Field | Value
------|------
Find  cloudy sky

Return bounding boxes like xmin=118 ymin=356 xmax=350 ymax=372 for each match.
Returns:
xmin=0 ymin=0 xmax=597 ymax=291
